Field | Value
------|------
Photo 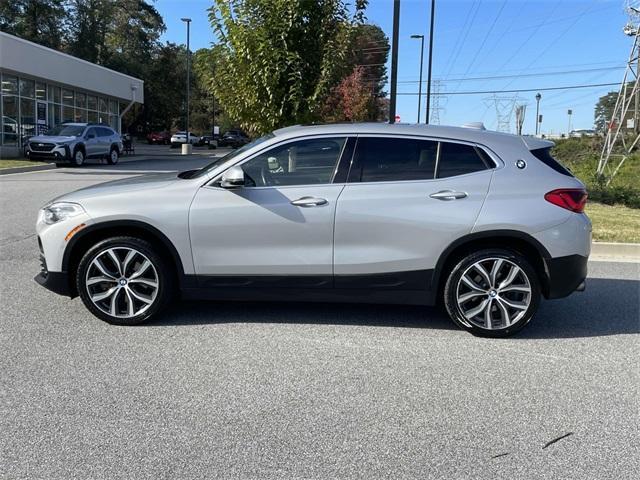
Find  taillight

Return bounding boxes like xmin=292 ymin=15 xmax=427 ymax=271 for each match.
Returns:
xmin=544 ymin=188 xmax=588 ymax=213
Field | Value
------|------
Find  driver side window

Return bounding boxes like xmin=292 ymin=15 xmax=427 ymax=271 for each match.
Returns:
xmin=241 ymin=137 xmax=346 ymax=187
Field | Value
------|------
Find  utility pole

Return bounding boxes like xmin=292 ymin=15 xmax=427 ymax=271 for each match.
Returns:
xmin=425 ymin=0 xmax=436 ymax=124
xmin=181 ymin=18 xmax=192 ymax=150
xmin=410 ymin=34 xmax=425 ymax=123
xmin=535 ymin=92 xmax=542 ymax=136
xmin=389 ymin=0 xmax=401 ymax=124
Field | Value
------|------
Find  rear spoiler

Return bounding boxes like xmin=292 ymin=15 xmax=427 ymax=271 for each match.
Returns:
xmin=521 ymin=135 xmax=555 ymax=150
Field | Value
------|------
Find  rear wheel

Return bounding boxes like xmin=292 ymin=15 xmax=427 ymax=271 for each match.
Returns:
xmin=76 ymin=237 xmax=174 ymax=325
xmin=107 ymin=147 xmax=119 ymax=165
xmin=443 ymin=248 xmax=540 ymax=337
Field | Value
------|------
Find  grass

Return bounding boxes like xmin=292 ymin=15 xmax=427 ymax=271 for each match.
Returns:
xmin=0 ymin=158 xmax=49 ymax=169
xmin=586 ymin=202 xmax=640 ymax=243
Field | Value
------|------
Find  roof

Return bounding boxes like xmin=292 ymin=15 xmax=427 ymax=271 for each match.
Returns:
xmin=0 ymin=32 xmax=143 ymax=103
xmin=273 ymin=122 xmax=539 ymax=149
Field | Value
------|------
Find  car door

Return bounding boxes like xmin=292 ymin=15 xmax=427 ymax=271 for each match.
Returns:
xmin=333 ymin=135 xmax=495 ymax=289
xmin=189 ymin=136 xmax=352 ymax=287
xmin=84 ymin=127 xmax=99 ymax=157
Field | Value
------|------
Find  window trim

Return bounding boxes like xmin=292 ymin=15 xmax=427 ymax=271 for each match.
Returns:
xmin=345 ymin=134 xmax=499 ymax=185
xmin=205 ymin=134 xmax=355 ymax=190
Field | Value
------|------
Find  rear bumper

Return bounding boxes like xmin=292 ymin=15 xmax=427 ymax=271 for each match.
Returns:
xmin=544 ymin=254 xmax=588 ymax=299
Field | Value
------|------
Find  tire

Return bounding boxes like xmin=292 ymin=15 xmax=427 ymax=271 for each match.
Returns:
xmin=76 ymin=236 xmax=174 ymax=326
xmin=443 ymin=248 xmax=541 ymax=338
xmin=72 ymin=148 xmax=85 ymax=167
xmin=107 ymin=147 xmax=119 ymax=165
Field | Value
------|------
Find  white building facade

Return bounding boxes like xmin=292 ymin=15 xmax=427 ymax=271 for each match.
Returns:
xmin=0 ymin=32 xmax=143 ymax=157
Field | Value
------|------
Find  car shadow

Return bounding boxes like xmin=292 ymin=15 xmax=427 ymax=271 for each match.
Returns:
xmin=148 ymin=277 xmax=639 ymax=339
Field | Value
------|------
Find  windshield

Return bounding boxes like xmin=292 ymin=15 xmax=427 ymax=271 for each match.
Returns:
xmin=46 ymin=125 xmax=85 ymax=137
xmin=186 ymin=133 xmax=275 ymax=179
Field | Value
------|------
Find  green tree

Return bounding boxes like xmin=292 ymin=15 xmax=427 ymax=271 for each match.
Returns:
xmin=0 ymin=0 xmax=66 ymax=49
xmin=595 ymin=91 xmax=619 ymax=134
xmin=205 ymin=0 xmax=368 ymax=136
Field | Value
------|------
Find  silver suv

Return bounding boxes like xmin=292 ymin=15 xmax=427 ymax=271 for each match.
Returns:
xmin=26 ymin=123 xmax=123 ymax=167
xmin=35 ymin=123 xmax=591 ymax=337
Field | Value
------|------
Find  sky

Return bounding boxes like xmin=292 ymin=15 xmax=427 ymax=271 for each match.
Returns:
xmin=155 ymin=0 xmax=629 ymax=135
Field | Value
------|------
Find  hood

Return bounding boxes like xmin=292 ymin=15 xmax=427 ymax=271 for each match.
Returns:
xmin=29 ymin=135 xmax=78 ymax=144
xmin=52 ymin=172 xmax=181 ymax=203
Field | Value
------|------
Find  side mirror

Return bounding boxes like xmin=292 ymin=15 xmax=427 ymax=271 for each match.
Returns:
xmin=220 ymin=166 xmax=245 ymax=188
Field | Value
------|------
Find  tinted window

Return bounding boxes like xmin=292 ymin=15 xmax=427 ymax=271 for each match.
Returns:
xmin=530 ymin=147 xmax=573 ymax=177
xmin=98 ymin=127 xmax=113 ymax=137
xmin=437 ymin=142 xmax=488 ymax=178
xmin=351 ymin=137 xmax=438 ymax=182
xmin=242 ymin=138 xmax=346 ymax=187
xmin=85 ymin=127 xmax=97 ymax=138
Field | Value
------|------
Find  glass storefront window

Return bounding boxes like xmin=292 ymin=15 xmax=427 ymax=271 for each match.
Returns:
xmin=19 ymin=79 xmax=35 ymax=99
xmin=74 ymin=108 xmax=87 ymax=122
xmin=75 ymin=92 xmax=86 ymax=109
xmin=62 ymin=105 xmax=74 ymax=123
xmin=109 ymin=115 xmax=119 ymax=130
xmin=109 ymin=100 xmax=118 ymax=114
xmin=88 ymin=95 xmax=97 ymax=111
xmin=48 ymin=85 xmax=61 ymax=104
xmin=2 ymin=75 xmax=18 ymax=95
xmin=99 ymin=97 xmax=108 ymax=113
xmin=20 ymin=97 xmax=36 ymax=138
xmin=35 ymin=82 xmax=46 ymax=100
xmin=2 ymin=95 xmax=18 ymax=145
xmin=88 ymin=110 xmax=98 ymax=123
xmin=62 ymin=89 xmax=74 ymax=106
xmin=48 ymin=103 xmax=61 ymax=128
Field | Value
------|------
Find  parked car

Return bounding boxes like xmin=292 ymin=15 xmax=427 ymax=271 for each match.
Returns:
xmin=198 ymin=135 xmax=217 ymax=149
xmin=569 ymin=129 xmax=596 ymax=138
xmin=35 ymin=123 xmax=590 ymax=337
xmin=26 ymin=123 xmax=122 ymax=167
xmin=218 ymin=129 xmax=250 ymax=148
xmin=146 ymin=131 xmax=170 ymax=145
xmin=170 ymin=131 xmax=199 ymax=147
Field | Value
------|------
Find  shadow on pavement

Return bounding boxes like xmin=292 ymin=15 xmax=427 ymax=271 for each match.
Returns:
xmin=149 ymin=277 xmax=640 ymax=338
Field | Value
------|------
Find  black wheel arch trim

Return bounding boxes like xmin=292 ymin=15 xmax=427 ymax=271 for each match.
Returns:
xmin=62 ymin=220 xmax=190 ymax=288
xmin=429 ymin=229 xmax=552 ymax=302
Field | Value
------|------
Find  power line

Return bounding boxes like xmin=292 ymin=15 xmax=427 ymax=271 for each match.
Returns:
xmin=397 ymin=82 xmax=619 ymax=96
xmin=397 ymin=66 xmax=624 ymax=84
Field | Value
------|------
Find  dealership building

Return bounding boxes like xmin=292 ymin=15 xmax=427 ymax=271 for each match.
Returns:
xmin=0 ymin=32 xmax=143 ymax=158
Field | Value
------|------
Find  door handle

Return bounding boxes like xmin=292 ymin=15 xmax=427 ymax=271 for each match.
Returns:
xmin=429 ymin=190 xmax=468 ymax=201
xmin=290 ymin=196 xmax=328 ymax=207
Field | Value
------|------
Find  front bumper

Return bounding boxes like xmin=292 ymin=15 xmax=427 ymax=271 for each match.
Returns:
xmin=34 ymin=254 xmax=72 ymax=297
xmin=544 ymin=254 xmax=588 ymax=299
xmin=26 ymin=145 xmax=72 ymax=162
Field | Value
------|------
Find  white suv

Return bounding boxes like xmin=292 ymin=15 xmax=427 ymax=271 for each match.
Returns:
xmin=35 ymin=123 xmax=591 ymax=337
xmin=26 ymin=123 xmax=123 ymax=167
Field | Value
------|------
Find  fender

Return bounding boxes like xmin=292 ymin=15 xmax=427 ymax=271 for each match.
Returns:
xmin=62 ymin=220 xmax=188 ymax=284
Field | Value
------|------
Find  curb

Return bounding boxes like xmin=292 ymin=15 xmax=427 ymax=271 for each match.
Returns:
xmin=591 ymin=242 xmax=640 ymax=262
xmin=0 ymin=163 xmax=56 ymax=175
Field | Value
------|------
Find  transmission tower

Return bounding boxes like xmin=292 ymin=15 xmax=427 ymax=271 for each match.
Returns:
xmin=429 ymin=80 xmax=445 ymax=124
xmin=485 ymin=95 xmax=519 ymax=133
xmin=597 ymin=0 xmax=640 ymax=182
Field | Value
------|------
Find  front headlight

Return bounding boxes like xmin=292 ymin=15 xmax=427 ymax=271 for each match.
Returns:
xmin=41 ymin=202 xmax=85 ymax=225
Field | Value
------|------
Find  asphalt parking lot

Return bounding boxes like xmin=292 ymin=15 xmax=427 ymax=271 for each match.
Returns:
xmin=1 ymin=158 xmax=638 ymax=479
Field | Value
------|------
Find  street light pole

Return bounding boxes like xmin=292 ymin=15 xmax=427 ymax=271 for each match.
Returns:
xmin=535 ymin=92 xmax=542 ymax=136
xmin=425 ymin=0 xmax=435 ymax=124
xmin=410 ymin=34 xmax=425 ymax=123
xmin=181 ymin=18 xmax=192 ymax=146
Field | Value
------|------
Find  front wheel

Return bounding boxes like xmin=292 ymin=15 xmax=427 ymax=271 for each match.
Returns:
xmin=72 ymin=148 xmax=85 ymax=167
xmin=76 ymin=237 xmax=174 ymax=325
xmin=443 ymin=249 xmax=541 ymax=337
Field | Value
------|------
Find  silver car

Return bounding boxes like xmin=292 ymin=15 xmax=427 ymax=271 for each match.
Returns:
xmin=35 ymin=123 xmax=591 ymax=337
xmin=26 ymin=122 xmax=123 ymax=167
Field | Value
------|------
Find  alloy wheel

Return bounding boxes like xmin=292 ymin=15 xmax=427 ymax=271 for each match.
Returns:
xmin=85 ymin=247 xmax=159 ymax=318
xmin=455 ymin=257 xmax=532 ymax=330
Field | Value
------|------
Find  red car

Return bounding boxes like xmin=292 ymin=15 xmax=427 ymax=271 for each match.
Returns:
xmin=146 ymin=131 xmax=170 ymax=145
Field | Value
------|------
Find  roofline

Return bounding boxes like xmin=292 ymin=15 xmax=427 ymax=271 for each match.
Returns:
xmin=0 ymin=32 xmax=144 ymax=85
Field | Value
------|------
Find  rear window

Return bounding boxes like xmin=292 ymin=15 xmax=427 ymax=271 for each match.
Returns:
xmin=530 ymin=147 xmax=573 ymax=177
